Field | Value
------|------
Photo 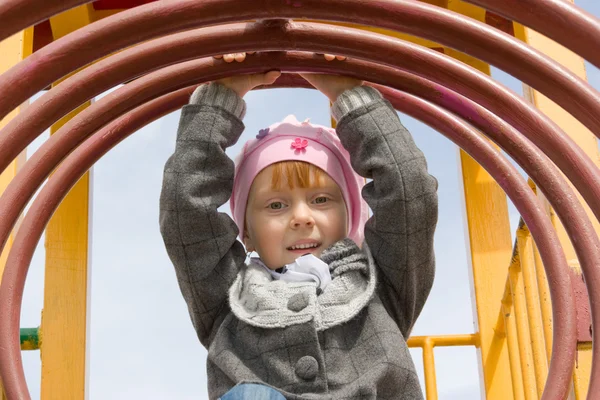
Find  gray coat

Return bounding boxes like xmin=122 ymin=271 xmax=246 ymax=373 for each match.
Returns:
xmin=160 ymin=84 xmax=438 ymax=399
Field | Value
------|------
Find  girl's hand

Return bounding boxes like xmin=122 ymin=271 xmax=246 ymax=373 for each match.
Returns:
xmin=299 ymin=54 xmax=363 ymax=102
xmin=214 ymin=52 xmax=281 ymax=98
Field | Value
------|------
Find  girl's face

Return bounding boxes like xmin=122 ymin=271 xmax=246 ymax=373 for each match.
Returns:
xmin=244 ymin=164 xmax=348 ymax=269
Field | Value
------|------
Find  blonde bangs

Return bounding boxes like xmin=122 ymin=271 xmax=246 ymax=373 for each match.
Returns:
xmin=270 ymin=161 xmax=325 ymax=190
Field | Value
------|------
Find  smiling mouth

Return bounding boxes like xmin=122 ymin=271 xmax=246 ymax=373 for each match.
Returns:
xmin=287 ymin=243 xmax=321 ymax=251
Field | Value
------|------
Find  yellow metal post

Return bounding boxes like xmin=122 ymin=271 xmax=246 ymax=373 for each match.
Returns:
xmin=532 ymin=240 xmax=553 ymax=361
xmin=0 ymin=28 xmax=34 ymax=400
xmin=444 ymin=2 xmax=517 ymax=398
xmin=452 ymin=59 xmax=515 ymax=400
xmin=532 ymin=236 xmax=552 ymax=361
xmin=422 ymin=338 xmax=438 ymax=400
xmin=526 ymin=181 xmax=553 ymax=363
xmin=513 ymin=2 xmax=598 ymax=396
xmin=573 ymin=344 xmax=592 ymax=399
xmin=516 ymin=224 xmax=548 ymax=397
xmin=509 ymin=253 xmax=538 ymax=400
xmin=40 ymin=6 xmax=94 ymax=400
xmin=502 ymin=294 xmax=525 ymax=400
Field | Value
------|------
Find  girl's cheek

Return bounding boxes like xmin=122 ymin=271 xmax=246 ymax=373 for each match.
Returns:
xmin=262 ymin=215 xmax=286 ymax=229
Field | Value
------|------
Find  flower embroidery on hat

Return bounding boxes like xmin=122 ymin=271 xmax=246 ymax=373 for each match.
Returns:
xmin=291 ymin=137 xmax=309 ymax=152
xmin=256 ymin=128 xmax=269 ymax=140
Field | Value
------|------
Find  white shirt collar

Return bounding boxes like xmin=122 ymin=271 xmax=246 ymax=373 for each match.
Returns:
xmin=252 ymin=254 xmax=332 ymax=293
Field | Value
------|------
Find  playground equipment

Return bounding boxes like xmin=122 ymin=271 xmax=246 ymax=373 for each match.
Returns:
xmin=0 ymin=0 xmax=599 ymax=398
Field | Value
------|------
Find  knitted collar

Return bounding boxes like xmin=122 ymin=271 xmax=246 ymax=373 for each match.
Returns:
xmin=228 ymin=239 xmax=377 ymax=331
xmin=321 ymin=238 xmax=369 ymax=277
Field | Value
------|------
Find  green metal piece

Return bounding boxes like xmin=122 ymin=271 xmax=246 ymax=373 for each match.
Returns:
xmin=20 ymin=327 xmax=39 ymax=351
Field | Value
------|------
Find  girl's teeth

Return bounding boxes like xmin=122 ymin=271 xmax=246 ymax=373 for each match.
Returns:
xmin=291 ymin=243 xmax=318 ymax=250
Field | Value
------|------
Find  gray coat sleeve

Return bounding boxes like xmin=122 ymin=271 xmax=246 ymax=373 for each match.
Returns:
xmin=159 ymin=83 xmax=247 ymax=347
xmin=333 ymin=86 xmax=439 ymax=338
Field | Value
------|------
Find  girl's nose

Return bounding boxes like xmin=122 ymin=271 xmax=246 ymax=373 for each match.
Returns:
xmin=290 ymin=204 xmax=315 ymax=228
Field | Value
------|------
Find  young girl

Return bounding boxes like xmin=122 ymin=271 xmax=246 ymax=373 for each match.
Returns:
xmin=160 ymin=53 xmax=438 ymax=399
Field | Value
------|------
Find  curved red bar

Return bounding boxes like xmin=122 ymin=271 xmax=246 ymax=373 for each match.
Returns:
xmin=0 ymin=52 xmax=582 ymax=399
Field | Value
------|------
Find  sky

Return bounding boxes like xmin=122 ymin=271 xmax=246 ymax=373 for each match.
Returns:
xmin=14 ymin=1 xmax=600 ymax=399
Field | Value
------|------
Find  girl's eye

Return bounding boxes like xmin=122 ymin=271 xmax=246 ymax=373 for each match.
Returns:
xmin=268 ymin=202 xmax=285 ymax=210
xmin=314 ymin=196 xmax=328 ymax=204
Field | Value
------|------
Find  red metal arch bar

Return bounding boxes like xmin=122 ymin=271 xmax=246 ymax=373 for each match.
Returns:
xmin=0 ymin=52 xmax=583 ymax=399
xmin=0 ymin=23 xmax=591 ymax=392
xmin=1 ymin=25 xmax=599 ymax=365
xmin=0 ymin=77 xmax=576 ymax=399
xmin=1 ymin=0 xmax=600 ymax=149
xmin=466 ymin=0 xmax=600 ymax=69
xmin=4 ymin=16 xmax=598 ymax=178
xmin=0 ymin=21 xmax=592 ymax=327
xmin=0 ymin=0 xmax=92 ymax=43
xmin=2 ymin=22 xmax=600 ymax=239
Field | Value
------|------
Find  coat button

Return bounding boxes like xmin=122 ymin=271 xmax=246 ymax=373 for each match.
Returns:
xmin=295 ymin=356 xmax=318 ymax=380
xmin=287 ymin=292 xmax=310 ymax=312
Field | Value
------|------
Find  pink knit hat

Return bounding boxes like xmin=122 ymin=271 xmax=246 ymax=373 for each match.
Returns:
xmin=230 ymin=115 xmax=369 ymax=245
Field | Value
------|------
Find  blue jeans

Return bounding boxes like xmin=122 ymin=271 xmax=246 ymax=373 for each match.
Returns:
xmin=219 ymin=383 xmax=285 ymax=400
